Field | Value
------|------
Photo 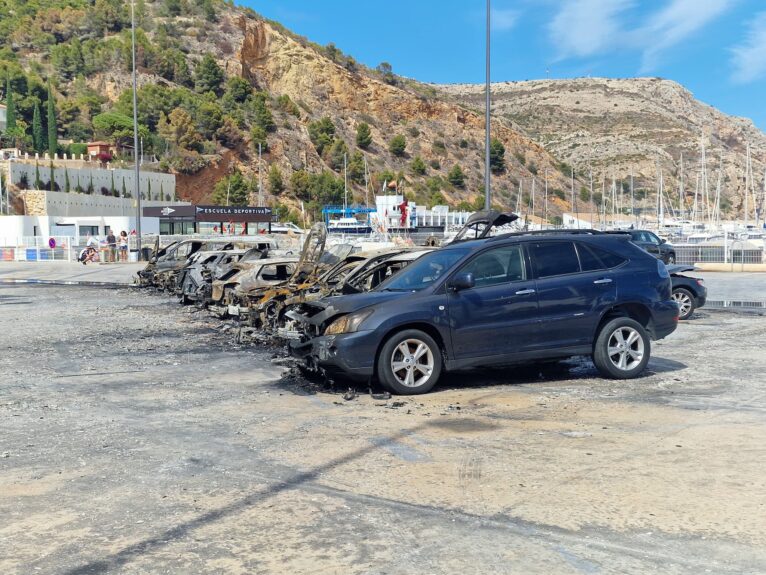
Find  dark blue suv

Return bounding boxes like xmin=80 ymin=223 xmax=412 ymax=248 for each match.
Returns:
xmin=289 ymin=231 xmax=679 ymax=395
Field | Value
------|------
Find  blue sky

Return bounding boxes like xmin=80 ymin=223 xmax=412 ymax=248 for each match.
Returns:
xmin=242 ymin=1 xmax=766 ymax=130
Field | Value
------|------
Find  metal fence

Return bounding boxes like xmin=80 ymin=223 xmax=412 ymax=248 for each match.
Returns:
xmin=673 ymin=236 xmax=765 ymax=266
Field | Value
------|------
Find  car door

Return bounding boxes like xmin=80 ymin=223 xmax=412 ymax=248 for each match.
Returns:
xmin=638 ymin=231 xmax=662 ymax=259
xmin=447 ymin=244 xmax=540 ymax=361
xmin=530 ymin=240 xmax=617 ymax=349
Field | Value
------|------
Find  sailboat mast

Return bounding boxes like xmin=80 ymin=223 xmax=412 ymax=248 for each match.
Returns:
xmin=343 ymin=153 xmax=348 ymax=215
xmin=543 ymin=169 xmax=548 ymax=229
xmin=589 ymin=167 xmax=594 ymax=229
xmin=745 ymin=143 xmax=751 ymax=228
xmin=630 ymin=167 xmax=636 ymax=227
xmin=363 ymin=154 xmax=370 ymax=209
xmin=678 ymin=152 xmax=684 ymax=219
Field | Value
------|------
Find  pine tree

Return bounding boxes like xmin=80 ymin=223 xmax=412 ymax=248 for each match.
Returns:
xmin=46 ymin=84 xmax=57 ymax=155
xmin=268 ymin=165 xmax=284 ymax=195
xmin=355 ymin=122 xmax=372 ymax=150
xmin=448 ymin=165 xmax=465 ymax=188
xmin=4 ymin=75 xmax=16 ymax=131
xmin=32 ymin=103 xmax=43 ymax=153
xmin=410 ymin=156 xmax=427 ymax=176
xmin=389 ymin=135 xmax=407 ymax=157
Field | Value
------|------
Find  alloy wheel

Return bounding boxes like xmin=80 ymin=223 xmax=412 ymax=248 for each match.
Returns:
xmin=672 ymin=290 xmax=693 ymax=317
xmin=390 ymin=339 xmax=434 ymax=388
xmin=606 ymin=326 xmax=645 ymax=371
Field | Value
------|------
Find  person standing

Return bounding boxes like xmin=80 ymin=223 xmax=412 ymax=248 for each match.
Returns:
xmin=106 ymin=228 xmax=117 ymax=263
xmin=119 ymin=230 xmax=129 ymax=262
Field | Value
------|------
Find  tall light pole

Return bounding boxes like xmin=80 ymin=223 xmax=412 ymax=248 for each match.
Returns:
xmin=484 ymin=0 xmax=491 ymax=210
xmin=131 ymin=0 xmax=142 ymax=259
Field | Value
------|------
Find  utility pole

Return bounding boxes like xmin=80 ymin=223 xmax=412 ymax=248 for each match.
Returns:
xmin=131 ymin=0 xmax=142 ymax=259
xmin=257 ymin=143 xmax=263 ymax=207
xmin=484 ymin=0 xmax=491 ymax=210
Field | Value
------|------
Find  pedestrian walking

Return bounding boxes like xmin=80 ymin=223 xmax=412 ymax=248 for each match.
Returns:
xmin=106 ymin=228 xmax=117 ymax=263
xmin=119 ymin=230 xmax=129 ymax=262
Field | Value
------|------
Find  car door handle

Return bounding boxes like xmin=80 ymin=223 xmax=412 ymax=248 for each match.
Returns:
xmin=593 ymin=278 xmax=612 ymax=284
xmin=515 ymin=288 xmax=536 ymax=295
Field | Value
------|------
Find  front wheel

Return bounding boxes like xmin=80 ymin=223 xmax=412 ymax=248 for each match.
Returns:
xmin=671 ymin=287 xmax=695 ymax=320
xmin=377 ymin=329 xmax=442 ymax=395
xmin=593 ymin=317 xmax=650 ymax=379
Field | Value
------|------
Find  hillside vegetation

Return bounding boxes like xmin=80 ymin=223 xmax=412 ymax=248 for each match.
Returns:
xmin=0 ymin=0 xmax=590 ymax=223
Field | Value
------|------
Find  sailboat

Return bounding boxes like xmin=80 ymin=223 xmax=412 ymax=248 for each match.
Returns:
xmin=327 ymin=153 xmax=372 ymax=234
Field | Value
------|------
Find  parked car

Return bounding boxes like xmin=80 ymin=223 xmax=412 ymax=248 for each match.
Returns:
xmin=608 ymin=229 xmax=676 ymax=264
xmin=289 ymin=230 xmax=679 ymax=394
xmin=668 ymin=265 xmax=707 ymax=320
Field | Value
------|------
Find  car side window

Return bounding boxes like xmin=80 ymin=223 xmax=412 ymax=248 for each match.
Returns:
xmin=577 ymin=243 xmax=627 ymax=270
xmin=530 ymin=241 xmax=580 ymax=278
xmin=458 ymin=245 xmax=525 ymax=288
xmin=576 ymin=243 xmax=605 ymax=271
xmin=648 ymin=233 xmax=662 ymax=245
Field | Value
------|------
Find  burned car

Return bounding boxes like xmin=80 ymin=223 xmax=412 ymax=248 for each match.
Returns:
xmin=447 ymin=210 xmax=519 ymax=244
xmin=276 ymin=248 xmax=433 ymax=339
xmin=210 ymin=257 xmax=299 ymax=318
xmin=137 ymin=237 xmax=276 ymax=290
xmin=177 ymin=249 xmax=250 ymax=304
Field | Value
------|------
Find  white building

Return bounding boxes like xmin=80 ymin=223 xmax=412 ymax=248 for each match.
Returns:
xmin=0 ymin=103 xmax=6 ymax=132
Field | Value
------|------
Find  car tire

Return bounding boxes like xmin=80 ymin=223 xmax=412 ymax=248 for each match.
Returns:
xmin=593 ymin=317 xmax=651 ymax=379
xmin=671 ymin=287 xmax=695 ymax=320
xmin=377 ymin=329 xmax=442 ymax=395
xmin=667 ymin=253 xmax=676 ymax=264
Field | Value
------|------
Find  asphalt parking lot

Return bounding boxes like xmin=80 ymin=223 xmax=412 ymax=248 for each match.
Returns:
xmin=1 ymin=283 xmax=765 ymax=574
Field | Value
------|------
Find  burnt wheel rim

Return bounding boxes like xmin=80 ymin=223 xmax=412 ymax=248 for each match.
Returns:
xmin=606 ymin=327 xmax=644 ymax=371
xmin=672 ymin=291 xmax=692 ymax=317
xmin=390 ymin=339 xmax=434 ymax=388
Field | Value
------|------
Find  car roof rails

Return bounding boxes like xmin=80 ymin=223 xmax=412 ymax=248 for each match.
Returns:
xmin=487 ymin=229 xmax=606 ymax=242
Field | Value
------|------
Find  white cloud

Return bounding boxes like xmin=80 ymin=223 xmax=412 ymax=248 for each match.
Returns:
xmin=731 ymin=11 xmax=766 ymax=84
xmin=491 ymin=8 xmax=520 ymax=32
xmin=639 ymin=0 xmax=733 ymax=72
xmin=548 ymin=0 xmax=633 ymax=59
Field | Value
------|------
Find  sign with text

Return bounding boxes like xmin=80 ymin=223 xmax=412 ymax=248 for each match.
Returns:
xmin=194 ymin=206 xmax=273 ymax=223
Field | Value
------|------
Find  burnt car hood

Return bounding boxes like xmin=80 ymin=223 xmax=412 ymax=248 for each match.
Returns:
xmin=302 ymin=290 xmax=406 ymax=326
xmin=449 ymin=210 xmax=519 ymax=244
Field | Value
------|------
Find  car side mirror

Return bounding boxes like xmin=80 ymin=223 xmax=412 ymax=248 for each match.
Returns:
xmin=449 ymin=272 xmax=475 ymax=291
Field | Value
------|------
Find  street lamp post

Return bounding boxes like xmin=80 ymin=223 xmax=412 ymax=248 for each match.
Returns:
xmin=131 ymin=0 xmax=142 ymax=260
xmin=484 ymin=0 xmax=491 ymax=210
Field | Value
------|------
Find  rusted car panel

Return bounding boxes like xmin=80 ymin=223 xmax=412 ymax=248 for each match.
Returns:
xmin=178 ymin=249 xmax=248 ymax=304
xmin=208 ymin=258 xmax=299 ymax=318
xmin=448 ymin=210 xmax=519 ymax=244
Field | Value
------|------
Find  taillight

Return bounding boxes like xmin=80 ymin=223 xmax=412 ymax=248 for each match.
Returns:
xmin=696 ymin=279 xmax=704 ymax=285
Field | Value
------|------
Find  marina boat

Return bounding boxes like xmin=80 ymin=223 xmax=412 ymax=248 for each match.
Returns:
xmin=327 ymin=217 xmax=372 ymax=234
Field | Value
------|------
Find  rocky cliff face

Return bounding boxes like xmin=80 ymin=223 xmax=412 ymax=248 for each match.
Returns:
xmin=439 ymin=78 xmax=766 ymax=215
xmin=223 ymin=15 xmax=581 ymax=212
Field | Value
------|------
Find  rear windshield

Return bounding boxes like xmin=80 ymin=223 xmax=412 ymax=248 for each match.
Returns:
xmin=376 ymin=248 xmax=469 ymax=292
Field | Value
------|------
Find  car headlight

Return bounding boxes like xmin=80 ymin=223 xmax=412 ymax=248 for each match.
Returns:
xmin=324 ymin=309 xmax=373 ymax=335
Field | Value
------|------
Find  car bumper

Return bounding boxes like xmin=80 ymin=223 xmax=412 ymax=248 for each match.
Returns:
xmin=289 ymin=330 xmax=377 ymax=381
xmin=696 ymin=286 xmax=707 ymax=309
xmin=650 ymin=300 xmax=679 ymax=340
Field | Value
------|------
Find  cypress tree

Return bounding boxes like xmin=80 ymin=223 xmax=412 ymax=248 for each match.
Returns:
xmin=121 ymin=177 xmax=127 ymax=198
xmin=4 ymin=75 xmax=16 ymax=131
xmin=49 ymin=163 xmax=56 ymax=192
xmin=32 ymin=102 xmax=43 ymax=153
xmin=111 ymin=172 xmax=116 ymax=196
xmin=147 ymin=180 xmax=152 ymax=200
xmin=64 ymin=168 xmax=70 ymax=193
xmin=34 ymin=163 xmax=42 ymax=189
xmin=46 ymin=84 xmax=57 ymax=155
xmin=88 ymin=173 xmax=94 ymax=194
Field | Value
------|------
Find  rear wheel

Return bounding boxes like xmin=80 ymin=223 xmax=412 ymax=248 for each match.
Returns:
xmin=667 ymin=253 xmax=676 ymax=264
xmin=593 ymin=317 xmax=650 ymax=379
xmin=671 ymin=287 xmax=695 ymax=320
xmin=377 ymin=329 xmax=442 ymax=395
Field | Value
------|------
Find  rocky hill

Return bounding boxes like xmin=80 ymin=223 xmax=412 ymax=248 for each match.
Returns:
xmin=0 ymin=0 xmax=583 ymax=223
xmin=3 ymin=1 xmax=763 ymax=222
xmin=439 ymin=78 xmax=766 ymax=216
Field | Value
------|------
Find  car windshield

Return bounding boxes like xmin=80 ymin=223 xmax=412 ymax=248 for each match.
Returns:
xmin=376 ymin=248 xmax=469 ymax=292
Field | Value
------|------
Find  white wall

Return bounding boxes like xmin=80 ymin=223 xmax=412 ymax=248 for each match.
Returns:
xmin=10 ymin=163 xmax=176 ymax=201
xmin=23 ymin=189 xmax=189 ymax=217
xmin=0 ymin=215 xmax=161 ymax=243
